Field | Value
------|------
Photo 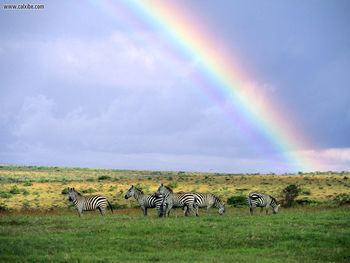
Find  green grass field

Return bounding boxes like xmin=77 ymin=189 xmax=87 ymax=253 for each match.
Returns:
xmin=1 ymin=206 xmax=349 ymax=262
xmin=1 ymin=166 xmax=350 ymax=262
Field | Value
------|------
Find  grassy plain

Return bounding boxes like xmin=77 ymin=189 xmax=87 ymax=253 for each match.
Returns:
xmin=1 ymin=207 xmax=350 ymax=262
xmin=0 ymin=165 xmax=349 ymax=210
xmin=1 ymin=166 xmax=350 ymax=262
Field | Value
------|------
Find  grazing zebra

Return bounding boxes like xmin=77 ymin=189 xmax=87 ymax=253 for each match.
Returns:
xmin=124 ymin=185 xmax=164 ymax=216
xmin=155 ymin=184 xmax=195 ymax=217
xmin=68 ymin=188 xmax=113 ymax=217
xmin=190 ymin=193 xmax=225 ymax=216
xmin=247 ymin=192 xmax=280 ymax=215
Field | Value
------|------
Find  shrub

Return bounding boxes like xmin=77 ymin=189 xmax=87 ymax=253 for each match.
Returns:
xmin=168 ymin=181 xmax=178 ymax=189
xmin=301 ymin=189 xmax=311 ymax=195
xmin=0 ymin=192 xmax=12 ymax=198
xmin=281 ymin=184 xmax=300 ymax=207
xmin=227 ymin=195 xmax=247 ymax=207
xmin=61 ymin=188 xmax=69 ymax=195
xmin=0 ymin=204 xmax=8 ymax=211
xmin=333 ymin=194 xmax=350 ymax=206
xmin=98 ymin=175 xmax=111 ymax=181
xmin=81 ymin=188 xmax=97 ymax=194
xmin=23 ymin=181 xmax=33 ymax=186
xmin=109 ymin=203 xmax=127 ymax=210
xmin=295 ymin=199 xmax=319 ymax=206
xmin=9 ymin=186 xmax=20 ymax=194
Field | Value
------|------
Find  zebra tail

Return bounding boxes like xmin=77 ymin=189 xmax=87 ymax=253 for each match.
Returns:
xmin=107 ymin=200 xmax=114 ymax=214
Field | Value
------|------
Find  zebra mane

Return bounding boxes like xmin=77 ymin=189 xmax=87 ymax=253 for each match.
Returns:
xmin=70 ymin=188 xmax=82 ymax=196
xmin=214 ymin=195 xmax=223 ymax=204
xmin=134 ymin=187 xmax=144 ymax=194
xmin=269 ymin=195 xmax=278 ymax=204
xmin=163 ymin=185 xmax=173 ymax=193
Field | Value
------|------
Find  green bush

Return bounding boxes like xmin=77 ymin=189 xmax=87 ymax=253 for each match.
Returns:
xmin=301 ymin=189 xmax=311 ymax=195
xmin=0 ymin=192 xmax=12 ymax=198
xmin=295 ymin=199 xmax=319 ymax=205
xmin=61 ymin=188 xmax=69 ymax=195
xmin=227 ymin=195 xmax=247 ymax=207
xmin=9 ymin=186 xmax=20 ymax=194
xmin=333 ymin=194 xmax=350 ymax=206
xmin=282 ymin=184 xmax=300 ymax=207
xmin=0 ymin=204 xmax=8 ymax=211
xmin=81 ymin=188 xmax=97 ymax=194
xmin=98 ymin=175 xmax=111 ymax=181
xmin=168 ymin=181 xmax=178 ymax=189
xmin=109 ymin=203 xmax=127 ymax=210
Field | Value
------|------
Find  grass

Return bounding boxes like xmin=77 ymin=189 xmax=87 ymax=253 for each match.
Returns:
xmin=0 ymin=166 xmax=350 ymax=262
xmin=1 ymin=165 xmax=350 ymax=210
xmin=0 ymin=207 xmax=349 ymax=262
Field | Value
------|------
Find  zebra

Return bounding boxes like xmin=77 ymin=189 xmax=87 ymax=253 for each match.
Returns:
xmin=155 ymin=184 xmax=195 ymax=217
xmin=247 ymin=192 xmax=280 ymax=215
xmin=190 ymin=193 xmax=225 ymax=216
xmin=124 ymin=185 xmax=164 ymax=216
xmin=67 ymin=187 xmax=113 ymax=217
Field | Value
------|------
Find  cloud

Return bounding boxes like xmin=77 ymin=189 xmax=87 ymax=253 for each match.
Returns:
xmin=294 ymin=148 xmax=350 ymax=172
xmin=10 ymin=94 xmax=248 ymax=156
xmin=0 ymin=32 xmax=193 ymax=89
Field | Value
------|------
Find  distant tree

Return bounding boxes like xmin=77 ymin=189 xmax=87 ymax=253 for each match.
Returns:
xmin=282 ymin=184 xmax=300 ymax=207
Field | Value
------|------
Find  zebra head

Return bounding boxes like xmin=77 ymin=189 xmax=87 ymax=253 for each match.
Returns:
xmin=218 ymin=202 xmax=225 ymax=215
xmin=273 ymin=204 xmax=281 ymax=214
xmin=124 ymin=185 xmax=136 ymax=199
xmin=68 ymin=187 xmax=79 ymax=202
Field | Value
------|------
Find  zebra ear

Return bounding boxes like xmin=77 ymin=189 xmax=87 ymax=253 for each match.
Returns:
xmin=161 ymin=183 xmax=163 ymax=186
xmin=132 ymin=185 xmax=134 ymax=187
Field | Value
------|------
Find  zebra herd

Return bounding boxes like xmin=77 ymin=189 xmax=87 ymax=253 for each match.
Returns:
xmin=67 ymin=185 xmax=280 ymax=217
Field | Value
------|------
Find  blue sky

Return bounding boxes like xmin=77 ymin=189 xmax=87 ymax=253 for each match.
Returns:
xmin=0 ymin=0 xmax=349 ymax=173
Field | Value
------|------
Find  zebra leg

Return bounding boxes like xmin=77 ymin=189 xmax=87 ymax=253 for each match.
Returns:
xmin=265 ymin=205 xmax=269 ymax=215
xmin=144 ymin=207 xmax=148 ymax=216
xmin=98 ymin=207 xmax=106 ymax=216
xmin=194 ymin=205 xmax=199 ymax=217
xmin=183 ymin=206 xmax=188 ymax=216
xmin=141 ymin=206 xmax=147 ymax=216
xmin=166 ymin=204 xmax=172 ymax=217
xmin=250 ymin=207 xmax=253 ymax=215
xmin=77 ymin=209 xmax=82 ymax=217
xmin=260 ymin=207 xmax=264 ymax=214
xmin=185 ymin=205 xmax=194 ymax=216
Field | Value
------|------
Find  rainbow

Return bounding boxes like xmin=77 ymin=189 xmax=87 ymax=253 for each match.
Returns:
xmin=94 ymin=0 xmax=321 ymax=172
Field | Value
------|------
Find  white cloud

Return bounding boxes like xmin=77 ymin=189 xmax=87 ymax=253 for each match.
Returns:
xmin=293 ymin=148 xmax=350 ymax=172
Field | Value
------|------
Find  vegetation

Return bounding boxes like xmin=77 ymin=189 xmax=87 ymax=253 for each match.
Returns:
xmin=0 ymin=207 xmax=349 ymax=262
xmin=281 ymin=184 xmax=300 ymax=207
xmin=0 ymin=166 xmax=350 ymax=261
xmin=0 ymin=165 xmax=349 ymax=210
xmin=227 ymin=195 xmax=247 ymax=207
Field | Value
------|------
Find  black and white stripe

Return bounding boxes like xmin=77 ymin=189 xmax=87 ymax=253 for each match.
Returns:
xmin=191 ymin=193 xmax=225 ymax=216
xmin=155 ymin=184 xmax=195 ymax=217
xmin=68 ymin=188 xmax=113 ymax=216
xmin=247 ymin=192 xmax=280 ymax=215
xmin=124 ymin=185 xmax=163 ymax=216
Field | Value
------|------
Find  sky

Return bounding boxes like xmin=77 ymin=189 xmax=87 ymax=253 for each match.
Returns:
xmin=0 ymin=0 xmax=349 ymax=173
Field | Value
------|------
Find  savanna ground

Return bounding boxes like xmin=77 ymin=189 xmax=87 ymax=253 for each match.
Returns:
xmin=1 ymin=166 xmax=350 ymax=262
